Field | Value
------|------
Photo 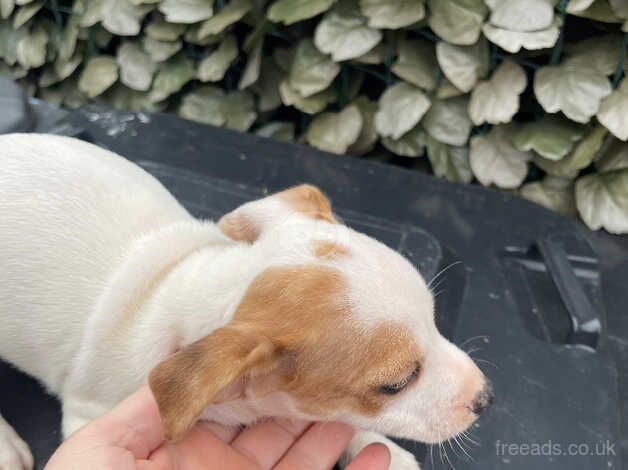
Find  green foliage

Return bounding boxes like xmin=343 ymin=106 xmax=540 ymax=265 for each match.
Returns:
xmin=1 ymin=0 xmax=628 ymax=232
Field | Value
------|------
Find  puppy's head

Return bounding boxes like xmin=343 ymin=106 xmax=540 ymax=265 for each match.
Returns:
xmin=149 ymin=184 xmax=493 ymax=442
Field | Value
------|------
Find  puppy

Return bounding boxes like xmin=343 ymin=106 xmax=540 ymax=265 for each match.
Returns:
xmin=0 ymin=133 xmax=492 ymax=469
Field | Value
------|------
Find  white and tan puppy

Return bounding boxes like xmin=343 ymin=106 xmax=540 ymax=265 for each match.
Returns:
xmin=0 ymin=133 xmax=492 ymax=469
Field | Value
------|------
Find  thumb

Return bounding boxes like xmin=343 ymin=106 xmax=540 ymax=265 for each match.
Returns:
xmin=345 ymin=443 xmax=391 ymax=470
xmin=93 ymin=384 xmax=166 ymax=459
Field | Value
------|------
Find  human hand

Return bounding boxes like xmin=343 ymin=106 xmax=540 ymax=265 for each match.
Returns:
xmin=45 ymin=385 xmax=390 ymax=470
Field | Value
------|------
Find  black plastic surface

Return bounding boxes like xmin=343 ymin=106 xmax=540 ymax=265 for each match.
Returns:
xmin=1 ymin=103 xmax=624 ymax=469
xmin=0 ymin=76 xmax=32 ymax=133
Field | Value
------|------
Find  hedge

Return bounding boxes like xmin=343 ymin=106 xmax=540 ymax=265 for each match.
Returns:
xmin=1 ymin=0 xmax=627 ymax=232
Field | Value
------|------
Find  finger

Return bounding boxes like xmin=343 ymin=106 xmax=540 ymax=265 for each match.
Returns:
xmin=345 ymin=443 xmax=391 ymax=470
xmin=275 ymin=422 xmax=355 ymax=470
xmin=92 ymin=385 xmax=164 ymax=459
xmin=230 ymin=419 xmax=310 ymax=469
xmin=147 ymin=423 xmax=257 ymax=470
xmin=198 ymin=421 xmax=241 ymax=443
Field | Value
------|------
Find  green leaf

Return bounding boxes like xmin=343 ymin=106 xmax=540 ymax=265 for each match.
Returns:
xmin=13 ymin=0 xmax=42 ymax=28
xmin=179 ymin=86 xmax=226 ymax=126
xmin=348 ymin=95 xmax=378 ymax=154
xmin=469 ymin=60 xmax=527 ymax=125
xmin=470 ymin=125 xmax=533 ymax=188
xmin=425 ymin=134 xmax=472 ymax=183
xmin=513 ymin=116 xmax=584 ymax=161
xmin=0 ymin=20 xmax=28 ymax=66
xmin=534 ymin=60 xmax=612 ymax=124
xmin=520 ymin=176 xmax=577 ymax=216
xmin=307 ymin=104 xmax=363 ymax=153
xmin=358 ymin=0 xmax=425 ymax=29
xmin=564 ymin=33 xmax=624 ymax=76
xmin=74 ymin=0 xmax=104 ymax=27
xmin=279 ymin=80 xmax=338 ymax=114
xmin=267 ymin=0 xmax=336 ymax=25
xmin=287 ymin=39 xmax=339 ymax=97
xmin=436 ymin=77 xmax=464 ymax=98
xmin=381 ymin=125 xmax=427 ymax=157
xmin=569 ymin=0 xmax=622 ymax=23
xmin=314 ymin=0 xmax=382 ymax=62
xmin=1 ymin=0 xmax=15 ymax=19
xmin=255 ymin=121 xmax=295 ymax=141
xmin=101 ymin=0 xmax=152 ymax=35
xmin=103 ymin=84 xmax=164 ymax=112
xmin=179 ymin=87 xmax=256 ymax=130
xmin=198 ymin=34 xmax=238 ymax=82
xmin=354 ymin=41 xmax=385 ymax=64
xmin=535 ymin=124 xmax=608 ymax=177
xmin=609 ymin=0 xmax=628 ymax=31
xmin=184 ymin=23 xmax=222 ymax=45
xmin=42 ymin=76 xmax=87 ymax=108
xmin=16 ymin=23 xmax=47 ymax=69
xmin=272 ymin=46 xmax=293 ymax=72
xmin=198 ymin=0 xmax=252 ymax=37
xmin=422 ymin=96 xmax=472 ymax=146
xmin=375 ymin=82 xmax=431 ymax=139
xmin=223 ymin=90 xmax=257 ymax=131
xmin=482 ymin=17 xmax=560 ymax=53
xmin=596 ymin=138 xmax=628 ymax=172
xmin=436 ymin=37 xmax=489 ymax=93
xmin=427 ymin=0 xmax=487 ymax=46
xmin=91 ymin=25 xmax=114 ymax=48
xmin=487 ymin=0 xmax=554 ymax=32
xmin=53 ymin=50 xmax=82 ymax=82
xmin=576 ymin=168 xmax=628 ymax=233
xmin=150 ymin=52 xmax=195 ymax=102
xmin=238 ymin=39 xmax=263 ymax=89
xmin=158 ymin=0 xmax=213 ymax=23
xmin=117 ymin=41 xmax=156 ymax=91
xmin=597 ymin=78 xmax=628 ymax=141
xmin=566 ymin=0 xmax=596 ymax=13
xmin=58 ymin=16 xmax=79 ymax=62
xmin=145 ymin=14 xmax=187 ymax=41
xmin=391 ymin=38 xmax=438 ymax=90
xmin=252 ymin=58 xmax=283 ymax=111
xmin=142 ymin=37 xmax=182 ymax=62
xmin=79 ymin=56 xmax=118 ymax=98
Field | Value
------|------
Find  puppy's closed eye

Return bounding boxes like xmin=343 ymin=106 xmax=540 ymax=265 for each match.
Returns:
xmin=376 ymin=363 xmax=421 ymax=395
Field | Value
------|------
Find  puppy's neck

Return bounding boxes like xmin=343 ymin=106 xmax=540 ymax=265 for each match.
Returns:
xmin=135 ymin=230 xmax=266 ymax=353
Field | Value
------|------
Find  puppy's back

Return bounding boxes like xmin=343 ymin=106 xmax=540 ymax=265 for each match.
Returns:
xmin=0 ymin=134 xmax=191 ymax=391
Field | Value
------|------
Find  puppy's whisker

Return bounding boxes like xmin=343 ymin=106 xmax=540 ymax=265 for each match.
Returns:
xmin=458 ymin=335 xmax=489 ymax=349
xmin=454 ymin=433 xmax=474 ymax=462
xmin=460 ymin=429 xmax=480 ymax=447
xmin=429 ymin=277 xmax=447 ymax=295
xmin=473 ymin=357 xmax=499 ymax=370
xmin=433 ymin=289 xmax=446 ymax=298
xmin=427 ymin=261 xmax=462 ymax=289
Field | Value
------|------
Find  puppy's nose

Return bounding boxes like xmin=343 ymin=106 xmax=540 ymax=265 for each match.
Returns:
xmin=471 ymin=381 xmax=494 ymax=415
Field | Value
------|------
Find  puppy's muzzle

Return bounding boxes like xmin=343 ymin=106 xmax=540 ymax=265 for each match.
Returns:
xmin=471 ymin=381 xmax=494 ymax=415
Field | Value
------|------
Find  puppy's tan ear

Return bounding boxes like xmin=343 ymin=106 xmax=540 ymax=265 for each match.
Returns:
xmin=218 ymin=184 xmax=337 ymax=242
xmin=148 ymin=326 xmax=278 ymax=441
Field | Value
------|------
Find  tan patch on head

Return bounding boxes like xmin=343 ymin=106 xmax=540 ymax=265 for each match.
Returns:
xmin=279 ymin=184 xmax=338 ymax=223
xmin=218 ymin=184 xmax=338 ymax=243
xmin=150 ymin=264 xmax=420 ymax=440
xmin=232 ymin=265 xmax=421 ymax=418
xmin=311 ymin=240 xmax=350 ymax=259
xmin=218 ymin=211 xmax=260 ymax=242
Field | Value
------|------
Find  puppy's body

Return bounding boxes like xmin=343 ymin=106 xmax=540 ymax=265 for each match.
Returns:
xmin=1 ymin=134 xmax=491 ymax=469
xmin=1 ymin=134 xmax=247 ymax=429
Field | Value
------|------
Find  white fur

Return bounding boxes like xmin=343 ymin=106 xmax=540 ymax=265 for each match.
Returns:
xmin=0 ymin=133 xmax=487 ymax=469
